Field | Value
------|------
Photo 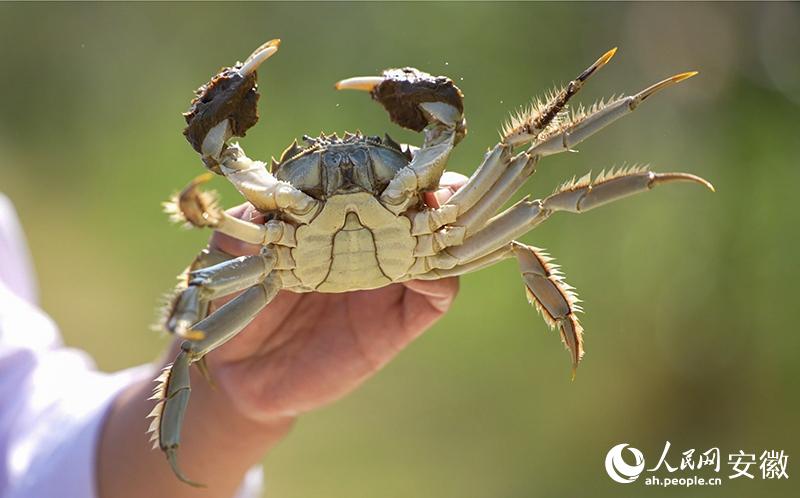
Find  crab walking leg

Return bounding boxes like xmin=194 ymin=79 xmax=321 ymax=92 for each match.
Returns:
xmin=166 ymin=252 xmax=277 ymax=338
xmin=541 ymin=166 xmax=714 ymax=213
xmin=511 ymin=242 xmax=584 ymax=375
xmin=410 ymin=143 xmax=514 ymax=237
xmin=453 ymin=152 xmax=538 ymax=236
xmin=166 ymin=173 xmax=298 ymax=246
xmin=445 ymin=197 xmax=547 ymax=265
xmin=502 ymin=47 xmax=617 ymax=147
xmin=149 ymin=276 xmax=282 ymax=487
xmin=417 ymin=49 xmax=618 ymax=230
xmin=422 ymin=166 xmax=713 ymax=270
xmin=163 ymin=246 xmax=234 ymax=338
xmin=440 ymin=144 xmax=514 ymax=218
xmin=411 ymin=245 xmax=515 ymax=280
xmin=412 ymin=153 xmax=537 ymax=256
xmin=528 ymin=71 xmax=698 ymax=158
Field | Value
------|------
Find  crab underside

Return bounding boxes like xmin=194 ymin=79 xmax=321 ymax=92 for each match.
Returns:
xmin=150 ymin=39 xmax=712 ymax=486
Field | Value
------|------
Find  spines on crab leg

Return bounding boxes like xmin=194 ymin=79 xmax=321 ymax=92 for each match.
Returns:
xmin=512 ymin=243 xmax=584 ymax=377
xmin=528 ymin=71 xmax=698 ymax=158
xmin=502 ymin=47 xmax=617 ymax=147
xmin=163 ymin=173 xmax=299 ymax=246
xmin=542 ymin=165 xmax=714 ymax=214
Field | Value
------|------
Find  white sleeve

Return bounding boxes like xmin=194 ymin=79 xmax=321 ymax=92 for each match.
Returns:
xmin=0 ymin=196 xmax=264 ymax=498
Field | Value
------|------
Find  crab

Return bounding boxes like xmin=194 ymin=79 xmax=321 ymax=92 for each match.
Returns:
xmin=149 ymin=38 xmax=713 ymax=485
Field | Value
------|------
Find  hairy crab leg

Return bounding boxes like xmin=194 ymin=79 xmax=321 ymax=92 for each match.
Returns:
xmin=411 ymin=241 xmax=583 ymax=375
xmin=512 ymin=243 xmax=584 ymax=376
xmin=164 ymin=246 xmax=234 ymax=324
xmin=439 ymin=143 xmax=514 ymax=220
xmin=414 ymin=166 xmax=713 ymax=272
xmin=410 ymin=245 xmax=515 ymax=280
xmin=165 ymin=173 xmax=298 ymax=246
xmin=439 ymin=71 xmax=697 ymax=240
xmin=149 ymin=276 xmax=283 ymax=487
xmin=502 ymin=47 xmax=617 ymax=147
xmin=422 ymin=48 xmax=616 ymax=231
xmin=452 ymin=152 xmax=537 ymax=236
xmin=166 ymin=251 xmax=277 ymax=339
xmin=528 ymin=71 xmax=698 ymax=158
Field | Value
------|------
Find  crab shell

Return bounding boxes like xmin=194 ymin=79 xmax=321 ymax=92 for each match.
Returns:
xmin=272 ymin=133 xmax=422 ymax=292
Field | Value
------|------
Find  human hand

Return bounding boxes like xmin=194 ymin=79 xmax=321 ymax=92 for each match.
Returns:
xmin=199 ymin=171 xmax=468 ymax=423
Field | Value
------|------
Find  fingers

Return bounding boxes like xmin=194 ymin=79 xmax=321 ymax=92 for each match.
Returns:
xmin=208 ymin=204 xmax=264 ymax=256
xmin=402 ymin=277 xmax=459 ymax=314
xmin=423 ymin=171 xmax=469 ymax=208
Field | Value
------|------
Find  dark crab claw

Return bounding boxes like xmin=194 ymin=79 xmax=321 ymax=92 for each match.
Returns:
xmin=336 ymin=68 xmax=465 ymax=135
xmin=183 ymin=39 xmax=281 ymax=171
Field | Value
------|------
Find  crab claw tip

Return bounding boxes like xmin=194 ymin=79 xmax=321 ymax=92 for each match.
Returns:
xmin=672 ymin=70 xmax=699 ymax=82
xmin=334 ymin=76 xmax=384 ymax=92
xmin=598 ymin=47 xmax=618 ymax=67
xmin=652 ymin=172 xmax=715 ymax=192
xmin=239 ymin=39 xmax=281 ymax=75
xmin=636 ymin=70 xmax=698 ymax=102
xmin=166 ymin=449 xmax=207 ymax=488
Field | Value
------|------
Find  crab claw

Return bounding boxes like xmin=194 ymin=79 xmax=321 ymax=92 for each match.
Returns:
xmin=183 ymin=39 xmax=281 ymax=171
xmin=239 ymin=39 xmax=281 ymax=75
xmin=633 ymin=71 xmax=698 ymax=106
xmin=163 ymin=172 xmax=223 ymax=228
xmin=336 ymin=68 xmax=465 ymax=136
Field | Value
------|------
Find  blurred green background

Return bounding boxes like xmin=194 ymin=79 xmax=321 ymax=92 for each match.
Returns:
xmin=1 ymin=2 xmax=798 ymax=497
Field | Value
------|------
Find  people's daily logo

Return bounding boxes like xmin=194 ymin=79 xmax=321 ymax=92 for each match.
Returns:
xmin=605 ymin=442 xmax=788 ymax=488
xmin=605 ymin=443 xmax=645 ymax=483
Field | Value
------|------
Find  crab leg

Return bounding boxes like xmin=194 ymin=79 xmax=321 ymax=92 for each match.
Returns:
xmin=452 ymin=152 xmax=537 ymax=236
xmin=541 ymin=166 xmax=714 ymax=213
xmin=411 ymin=245 xmax=514 ymax=279
xmin=502 ymin=47 xmax=617 ymax=147
xmin=446 ymin=197 xmax=546 ymax=264
xmin=528 ymin=71 xmax=698 ymax=158
xmin=166 ymin=173 xmax=298 ymax=246
xmin=166 ymin=251 xmax=276 ymax=339
xmin=411 ymin=241 xmax=583 ymax=374
xmin=417 ymin=166 xmax=712 ymax=271
xmin=161 ymin=248 xmax=229 ymax=348
xmin=432 ymin=72 xmax=697 ymax=240
xmin=512 ymin=242 xmax=584 ymax=376
xmin=410 ymin=49 xmax=616 ymax=234
xmin=149 ymin=276 xmax=282 ymax=487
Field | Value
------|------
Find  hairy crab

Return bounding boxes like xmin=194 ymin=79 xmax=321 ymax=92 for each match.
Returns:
xmin=150 ymin=39 xmax=713 ymax=485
